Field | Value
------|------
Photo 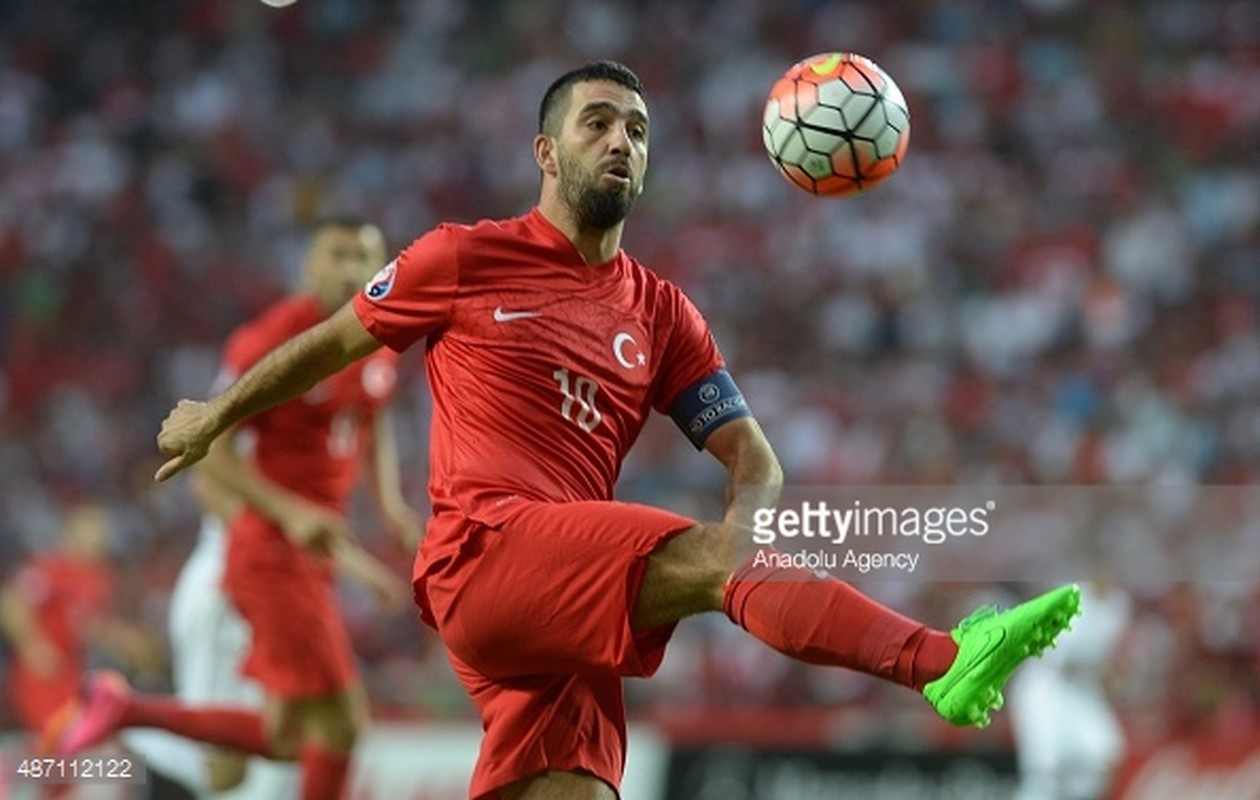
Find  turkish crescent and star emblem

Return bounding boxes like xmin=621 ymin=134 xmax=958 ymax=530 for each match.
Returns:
xmin=613 ymin=332 xmax=646 ymax=369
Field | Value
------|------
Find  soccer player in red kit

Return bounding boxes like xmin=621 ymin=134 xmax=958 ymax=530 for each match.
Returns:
xmin=44 ymin=217 xmax=417 ymax=800
xmin=1 ymin=504 xmax=158 ymax=737
xmin=121 ymin=62 xmax=1076 ymax=799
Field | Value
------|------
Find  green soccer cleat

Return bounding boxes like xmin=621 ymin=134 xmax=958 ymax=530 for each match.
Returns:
xmin=923 ymin=583 xmax=1082 ymax=728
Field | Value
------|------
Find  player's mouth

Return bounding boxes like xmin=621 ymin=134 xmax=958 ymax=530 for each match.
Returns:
xmin=602 ymin=162 xmax=633 ymax=185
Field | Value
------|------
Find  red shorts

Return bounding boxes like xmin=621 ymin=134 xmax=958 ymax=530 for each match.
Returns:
xmin=224 ymin=511 xmax=358 ymax=698
xmin=418 ymin=499 xmax=696 ymax=799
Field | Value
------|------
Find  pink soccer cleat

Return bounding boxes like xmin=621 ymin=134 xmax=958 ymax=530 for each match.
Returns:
xmin=43 ymin=670 xmax=130 ymax=756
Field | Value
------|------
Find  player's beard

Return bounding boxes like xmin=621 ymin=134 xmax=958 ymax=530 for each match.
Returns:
xmin=557 ymin=145 xmax=639 ymax=231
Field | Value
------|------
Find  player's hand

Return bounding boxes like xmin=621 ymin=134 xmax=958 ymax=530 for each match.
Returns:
xmin=155 ymin=399 xmax=219 ymax=482
xmin=280 ymin=501 xmax=356 ymax=557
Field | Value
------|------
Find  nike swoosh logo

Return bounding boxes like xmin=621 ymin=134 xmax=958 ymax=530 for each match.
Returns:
xmin=938 ymin=627 xmax=1007 ymax=696
xmin=493 ymin=306 xmax=543 ymax=322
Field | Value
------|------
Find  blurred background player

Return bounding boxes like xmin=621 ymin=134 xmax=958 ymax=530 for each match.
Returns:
xmin=1010 ymin=580 xmax=1134 ymax=800
xmin=1 ymin=503 xmax=161 ymax=744
xmin=47 ymin=216 xmax=420 ymax=800
xmin=1 ymin=503 xmax=163 ymax=800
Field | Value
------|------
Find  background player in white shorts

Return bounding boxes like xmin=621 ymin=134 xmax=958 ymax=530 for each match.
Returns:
xmin=1010 ymin=581 xmax=1133 ymax=800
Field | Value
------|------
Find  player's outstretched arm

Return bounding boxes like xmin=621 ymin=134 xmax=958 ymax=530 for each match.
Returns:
xmin=155 ymin=303 xmax=382 ymax=482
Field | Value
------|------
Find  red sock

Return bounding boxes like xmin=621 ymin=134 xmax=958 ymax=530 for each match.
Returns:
xmin=723 ymin=556 xmax=958 ymax=689
xmin=120 ymin=696 xmax=271 ymax=756
xmin=895 ymin=626 xmax=961 ymax=691
xmin=300 ymin=745 xmax=351 ymax=800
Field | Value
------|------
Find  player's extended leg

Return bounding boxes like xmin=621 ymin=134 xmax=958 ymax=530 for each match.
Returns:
xmin=636 ymin=521 xmax=1082 ymax=727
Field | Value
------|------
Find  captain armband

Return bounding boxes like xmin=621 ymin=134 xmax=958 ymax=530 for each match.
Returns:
xmin=668 ymin=368 xmax=752 ymax=450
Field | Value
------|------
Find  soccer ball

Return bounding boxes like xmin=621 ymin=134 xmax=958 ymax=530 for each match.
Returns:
xmin=763 ymin=52 xmax=910 ymax=198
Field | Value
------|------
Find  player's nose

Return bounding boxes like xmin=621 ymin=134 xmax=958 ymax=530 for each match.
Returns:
xmin=607 ymin=122 xmax=633 ymax=153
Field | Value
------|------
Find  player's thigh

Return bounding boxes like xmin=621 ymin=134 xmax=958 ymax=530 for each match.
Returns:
xmin=447 ymin=653 xmax=626 ymax=799
xmin=428 ymin=501 xmax=694 ymax=679
xmin=501 ymin=770 xmax=618 ymax=800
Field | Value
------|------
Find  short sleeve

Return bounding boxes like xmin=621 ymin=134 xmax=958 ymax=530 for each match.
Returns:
xmin=352 ymin=225 xmax=460 ymax=352
xmin=652 ymin=284 xmax=725 ymax=413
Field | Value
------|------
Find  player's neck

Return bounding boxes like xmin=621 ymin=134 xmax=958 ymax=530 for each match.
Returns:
xmin=537 ymin=201 xmax=623 ymax=266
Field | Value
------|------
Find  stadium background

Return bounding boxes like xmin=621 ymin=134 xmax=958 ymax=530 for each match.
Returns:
xmin=2 ymin=0 xmax=1259 ymax=797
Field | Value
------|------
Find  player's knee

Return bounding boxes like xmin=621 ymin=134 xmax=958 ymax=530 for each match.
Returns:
xmin=205 ymin=751 xmax=248 ymax=792
xmin=263 ymin=702 xmax=304 ymax=760
xmin=299 ymin=690 xmax=363 ymax=752
xmin=500 ymin=770 xmax=617 ymax=800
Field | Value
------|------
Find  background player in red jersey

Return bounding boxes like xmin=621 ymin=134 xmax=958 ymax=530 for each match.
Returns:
xmin=137 ymin=62 xmax=1076 ymax=800
xmin=0 ymin=503 xmax=160 ymax=740
xmin=44 ymin=217 xmax=419 ymax=800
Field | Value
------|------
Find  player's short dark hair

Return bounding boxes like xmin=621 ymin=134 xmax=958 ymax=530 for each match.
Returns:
xmin=538 ymin=61 xmax=645 ymax=136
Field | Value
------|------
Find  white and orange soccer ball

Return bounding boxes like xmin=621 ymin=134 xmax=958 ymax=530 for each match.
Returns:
xmin=762 ymin=52 xmax=910 ymax=198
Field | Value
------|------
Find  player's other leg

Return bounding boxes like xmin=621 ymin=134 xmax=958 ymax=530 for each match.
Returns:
xmin=424 ymin=502 xmax=701 ymax=799
xmin=636 ymin=521 xmax=1082 ymax=727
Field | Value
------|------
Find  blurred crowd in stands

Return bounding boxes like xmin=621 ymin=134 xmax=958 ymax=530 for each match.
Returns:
xmin=2 ymin=0 xmax=1260 ymax=751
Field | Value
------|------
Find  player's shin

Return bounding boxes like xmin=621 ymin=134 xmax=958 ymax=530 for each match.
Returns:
xmin=120 ymin=695 xmax=274 ymax=757
xmin=722 ymin=556 xmax=957 ymax=690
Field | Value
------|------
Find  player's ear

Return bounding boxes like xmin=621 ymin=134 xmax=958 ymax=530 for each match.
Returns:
xmin=534 ymin=134 xmax=558 ymax=176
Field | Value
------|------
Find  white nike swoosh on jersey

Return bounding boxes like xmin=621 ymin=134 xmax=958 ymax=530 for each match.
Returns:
xmin=493 ymin=306 xmax=544 ymax=322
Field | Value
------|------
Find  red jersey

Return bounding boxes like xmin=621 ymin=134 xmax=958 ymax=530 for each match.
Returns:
xmin=217 ymin=294 xmax=400 ymax=514
xmin=351 ymin=209 xmax=724 ymax=567
xmin=8 ymin=554 xmax=113 ymax=730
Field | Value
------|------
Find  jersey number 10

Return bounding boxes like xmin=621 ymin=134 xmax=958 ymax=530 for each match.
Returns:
xmin=553 ymin=368 xmax=602 ymax=432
